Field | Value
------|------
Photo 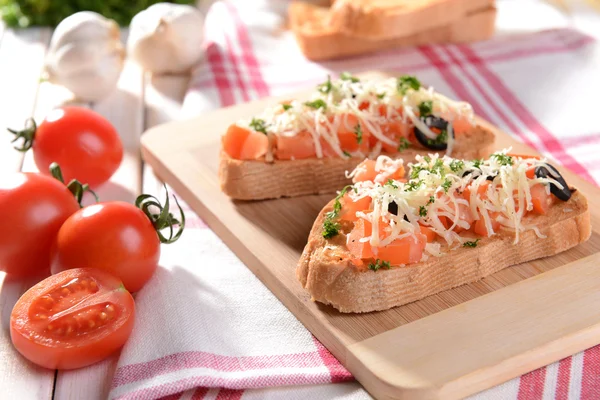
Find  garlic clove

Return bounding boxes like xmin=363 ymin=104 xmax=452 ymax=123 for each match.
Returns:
xmin=45 ymin=11 xmax=125 ymax=102
xmin=127 ymin=3 xmax=206 ymax=75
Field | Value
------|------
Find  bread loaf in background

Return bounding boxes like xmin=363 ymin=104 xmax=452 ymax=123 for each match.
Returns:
xmin=290 ymin=2 xmax=496 ymax=61
xmin=328 ymin=0 xmax=495 ymax=39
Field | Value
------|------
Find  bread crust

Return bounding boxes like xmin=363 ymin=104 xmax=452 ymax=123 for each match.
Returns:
xmin=290 ymin=3 xmax=496 ymax=61
xmin=328 ymin=0 xmax=495 ymax=39
xmin=297 ymin=191 xmax=591 ymax=313
xmin=219 ymin=125 xmax=495 ymax=200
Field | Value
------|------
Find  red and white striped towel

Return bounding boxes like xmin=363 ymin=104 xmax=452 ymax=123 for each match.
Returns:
xmin=111 ymin=1 xmax=600 ymax=399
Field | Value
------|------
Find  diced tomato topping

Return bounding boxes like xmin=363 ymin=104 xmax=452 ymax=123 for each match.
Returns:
xmin=473 ymin=211 xmax=501 ymax=237
xmin=419 ymin=225 xmax=437 ymax=242
xmin=222 ymin=124 xmax=268 ymax=160
xmin=530 ymin=183 xmax=553 ymax=215
xmin=276 ymin=131 xmax=316 ymax=160
xmin=352 ymin=160 xmax=378 ymax=183
xmin=347 ymin=220 xmax=374 ymax=260
xmin=340 ymin=194 xmax=371 ymax=221
xmin=463 ymin=181 xmax=491 ymax=201
xmin=374 ymin=234 xmax=427 ymax=265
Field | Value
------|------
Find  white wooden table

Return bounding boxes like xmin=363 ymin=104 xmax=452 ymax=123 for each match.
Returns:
xmin=0 ymin=26 xmax=190 ymax=399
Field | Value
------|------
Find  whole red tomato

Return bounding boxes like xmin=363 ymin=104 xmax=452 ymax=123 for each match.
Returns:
xmin=50 ymin=191 xmax=185 ymax=293
xmin=0 ymin=173 xmax=80 ymax=277
xmin=9 ymin=107 xmax=123 ymax=187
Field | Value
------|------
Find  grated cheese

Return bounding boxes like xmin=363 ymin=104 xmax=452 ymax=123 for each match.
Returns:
xmin=344 ymin=149 xmax=563 ymax=256
xmin=237 ymin=75 xmax=474 ymax=160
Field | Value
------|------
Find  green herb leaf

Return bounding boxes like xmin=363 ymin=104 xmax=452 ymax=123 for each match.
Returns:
xmin=397 ymin=137 xmax=410 ymax=152
xmin=282 ymin=104 xmax=292 ymax=111
xmin=405 ymin=180 xmax=423 ymax=192
xmin=377 ymin=93 xmax=386 ymax=99
xmin=418 ymin=100 xmax=433 ymax=117
xmin=473 ymin=159 xmax=483 ymax=169
xmin=491 ymin=153 xmax=514 ymax=166
xmin=427 ymin=130 xmax=448 ymax=146
xmin=249 ymin=118 xmax=268 ymax=135
xmin=369 ymin=259 xmax=392 ymax=271
xmin=442 ymin=178 xmax=452 ymax=193
xmin=340 ymin=72 xmax=360 ymax=83
xmin=449 ymin=160 xmax=465 ymax=173
xmin=397 ymin=75 xmax=421 ymax=95
xmin=385 ymin=179 xmax=398 ymax=189
xmin=304 ymin=99 xmax=327 ymax=110
xmin=463 ymin=239 xmax=480 ymax=248
xmin=318 ymin=75 xmax=332 ymax=94
xmin=343 ymin=150 xmax=352 ymax=157
xmin=354 ymin=124 xmax=363 ymax=144
xmin=427 ymin=196 xmax=435 ymax=205
xmin=322 ymin=219 xmax=340 ymax=239
xmin=419 ymin=206 xmax=428 ymax=217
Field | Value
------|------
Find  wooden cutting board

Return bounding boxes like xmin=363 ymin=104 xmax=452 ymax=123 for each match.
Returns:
xmin=140 ymin=75 xmax=600 ymax=399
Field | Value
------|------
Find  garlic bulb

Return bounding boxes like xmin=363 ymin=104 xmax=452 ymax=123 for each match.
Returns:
xmin=127 ymin=3 xmax=206 ymax=74
xmin=45 ymin=12 xmax=125 ymax=102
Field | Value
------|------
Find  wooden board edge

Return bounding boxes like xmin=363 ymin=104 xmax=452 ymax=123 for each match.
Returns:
xmin=345 ymin=254 xmax=600 ymax=400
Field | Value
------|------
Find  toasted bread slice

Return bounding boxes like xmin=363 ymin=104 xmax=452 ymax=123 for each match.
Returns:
xmin=219 ymin=124 xmax=495 ymax=200
xmin=297 ymin=190 xmax=590 ymax=313
xmin=328 ymin=0 xmax=496 ymax=39
xmin=290 ymin=2 xmax=496 ymax=61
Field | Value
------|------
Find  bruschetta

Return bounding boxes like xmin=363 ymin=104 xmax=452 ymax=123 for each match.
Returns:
xmin=219 ymin=74 xmax=495 ymax=200
xmin=297 ymin=151 xmax=591 ymax=313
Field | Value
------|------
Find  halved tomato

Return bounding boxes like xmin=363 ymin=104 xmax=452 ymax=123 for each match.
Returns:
xmin=10 ymin=268 xmax=135 ymax=370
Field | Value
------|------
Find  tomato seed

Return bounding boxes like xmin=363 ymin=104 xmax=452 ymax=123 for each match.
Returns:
xmin=47 ymin=324 xmax=54 ymax=331
xmin=89 ymin=281 xmax=98 ymax=291
xmin=88 ymin=321 xmax=95 ymax=328
xmin=61 ymin=288 xmax=70 ymax=296
xmin=35 ymin=314 xmax=48 ymax=320
xmin=106 ymin=305 xmax=115 ymax=313
xmin=99 ymin=312 xmax=107 ymax=321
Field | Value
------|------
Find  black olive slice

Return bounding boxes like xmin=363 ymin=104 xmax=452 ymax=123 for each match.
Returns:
xmin=534 ymin=163 xmax=572 ymax=201
xmin=414 ymin=116 xmax=452 ymax=151
xmin=388 ymin=201 xmax=398 ymax=215
xmin=462 ymin=170 xmax=496 ymax=181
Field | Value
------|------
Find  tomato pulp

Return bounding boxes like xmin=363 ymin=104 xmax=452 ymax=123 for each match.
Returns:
xmin=51 ymin=202 xmax=161 ymax=293
xmin=33 ymin=107 xmax=123 ymax=187
xmin=10 ymin=268 xmax=135 ymax=370
xmin=0 ymin=173 xmax=80 ymax=277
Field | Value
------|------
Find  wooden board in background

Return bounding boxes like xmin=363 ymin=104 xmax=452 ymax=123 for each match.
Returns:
xmin=141 ymin=77 xmax=600 ymax=399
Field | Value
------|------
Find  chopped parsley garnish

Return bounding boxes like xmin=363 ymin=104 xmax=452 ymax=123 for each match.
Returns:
xmin=317 ymin=75 xmax=332 ymax=94
xmin=385 ymin=179 xmax=398 ymax=189
xmin=322 ymin=185 xmax=353 ymax=239
xmin=377 ymin=93 xmax=386 ymax=99
xmin=343 ymin=150 xmax=351 ymax=157
xmin=340 ymin=72 xmax=360 ymax=83
xmin=427 ymin=130 xmax=448 ymax=146
xmin=397 ymin=75 xmax=421 ymax=95
xmin=423 ymin=155 xmax=432 ymax=163
xmin=419 ymin=206 xmax=428 ymax=217
xmin=472 ymin=159 xmax=483 ymax=169
xmin=442 ymin=178 xmax=452 ymax=193
xmin=282 ymin=104 xmax=292 ymax=111
xmin=354 ymin=124 xmax=363 ymax=144
xmin=249 ymin=118 xmax=268 ymax=135
xmin=405 ymin=180 xmax=423 ymax=192
xmin=397 ymin=137 xmax=410 ymax=152
xmin=427 ymin=196 xmax=435 ymax=205
xmin=322 ymin=219 xmax=340 ymax=239
xmin=431 ymin=159 xmax=445 ymax=176
xmin=369 ymin=259 xmax=392 ymax=271
xmin=418 ymin=100 xmax=433 ymax=117
xmin=463 ymin=239 xmax=480 ymax=248
xmin=410 ymin=165 xmax=426 ymax=180
xmin=449 ymin=160 xmax=465 ymax=173
xmin=491 ymin=153 xmax=514 ymax=166
xmin=304 ymin=99 xmax=327 ymax=110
